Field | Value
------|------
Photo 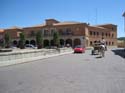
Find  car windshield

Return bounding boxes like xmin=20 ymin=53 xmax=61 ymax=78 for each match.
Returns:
xmin=75 ymin=45 xmax=82 ymax=48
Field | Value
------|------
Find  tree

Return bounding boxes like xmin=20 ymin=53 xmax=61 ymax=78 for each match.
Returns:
xmin=19 ymin=32 xmax=25 ymax=49
xmin=36 ymin=31 xmax=43 ymax=49
xmin=53 ymin=31 xmax=60 ymax=47
xmin=4 ymin=32 xmax=11 ymax=48
xmin=117 ymin=37 xmax=125 ymax=40
xmin=0 ymin=39 xmax=4 ymax=48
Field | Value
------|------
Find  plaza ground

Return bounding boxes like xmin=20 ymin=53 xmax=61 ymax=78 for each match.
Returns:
xmin=0 ymin=48 xmax=125 ymax=93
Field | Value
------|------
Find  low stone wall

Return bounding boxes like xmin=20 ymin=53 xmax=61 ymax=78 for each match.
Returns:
xmin=0 ymin=48 xmax=73 ymax=67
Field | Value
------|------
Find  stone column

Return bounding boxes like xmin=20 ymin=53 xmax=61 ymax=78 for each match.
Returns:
xmin=85 ymin=37 xmax=89 ymax=47
xmin=80 ymin=36 xmax=84 ymax=47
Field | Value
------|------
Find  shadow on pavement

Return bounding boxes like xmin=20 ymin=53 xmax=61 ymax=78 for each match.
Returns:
xmin=112 ymin=48 xmax=125 ymax=58
xmin=96 ymin=56 xmax=103 ymax=59
xmin=91 ymin=54 xmax=99 ymax=55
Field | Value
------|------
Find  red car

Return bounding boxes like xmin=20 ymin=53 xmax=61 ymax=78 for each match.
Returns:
xmin=74 ymin=45 xmax=85 ymax=53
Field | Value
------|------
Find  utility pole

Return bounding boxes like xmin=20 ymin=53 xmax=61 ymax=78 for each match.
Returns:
xmin=123 ymin=12 xmax=125 ymax=36
xmin=122 ymin=12 xmax=125 ymax=49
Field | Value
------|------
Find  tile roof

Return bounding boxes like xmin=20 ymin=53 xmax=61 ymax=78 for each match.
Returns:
xmin=53 ymin=21 xmax=82 ymax=26
xmin=23 ymin=24 xmax=46 ymax=29
xmin=10 ymin=26 xmax=22 ymax=29
xmin=94 ymin=24 xmax=116 ymax=27
xmin=0 ymin=29 xmax=4 ymax=33
xmin=89 ymin=26 xmax=107 ymax=29
xmin=7 ymin=26 xmax=22 ymax=30
xmin=31 ymin=24 xmax=46 ymax=27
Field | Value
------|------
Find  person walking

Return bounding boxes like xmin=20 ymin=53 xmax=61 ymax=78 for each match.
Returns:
xmin=100 ymin=43 xmax=105 ymax=57
xmin=101 ymin=37 xmax=107 ymax=51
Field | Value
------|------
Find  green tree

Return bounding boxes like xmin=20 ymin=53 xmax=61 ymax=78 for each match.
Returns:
xmin=53 ymin=31 xmax=60 ymax=47
xmin=0 ymin=39 xmax=4 ymax=48
xmin=19 ymin=32 xmax=25 ymax=49
xmin=36 ymin=31 xmax=43 ymax=49
xmin=4 ymin=32 xmax=11 ymax=48
xmin=117 ymin=37 xmax=125 ymax=40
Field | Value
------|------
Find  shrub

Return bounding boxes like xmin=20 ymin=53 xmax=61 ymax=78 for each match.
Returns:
xmin=53 ymin=31 xmax=60 ymax=47
xmin=19 ymin=32 xmax=25 ymax=49
xmin=4 ymin=32 xmax=11 ymax=48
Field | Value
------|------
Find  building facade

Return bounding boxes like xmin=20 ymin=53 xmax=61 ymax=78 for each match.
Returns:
xmin=0 ymin=19 xmax=117 ymax=48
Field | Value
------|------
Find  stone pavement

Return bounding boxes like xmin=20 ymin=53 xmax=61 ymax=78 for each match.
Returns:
xmin=0 ymin=48 xmax=125 ymax=93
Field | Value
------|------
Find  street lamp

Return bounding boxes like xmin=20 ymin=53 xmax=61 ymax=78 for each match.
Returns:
xmin=122 ymin=12 xmax=125 ymax=49
xmin=123 ymin=12 xmax=125 ymax=35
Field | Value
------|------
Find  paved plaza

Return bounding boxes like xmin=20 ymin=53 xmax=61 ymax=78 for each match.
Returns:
xmin=0 ymin=49 xmax=125 ymax=93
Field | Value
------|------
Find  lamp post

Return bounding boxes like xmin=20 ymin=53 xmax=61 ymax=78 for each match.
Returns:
xmin=123 ymin=12 xmax=125 ymax=36
xmin=123 ymin=12 xmax=125 ymax=49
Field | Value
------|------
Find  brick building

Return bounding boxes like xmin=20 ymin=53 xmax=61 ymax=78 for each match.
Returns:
xmin=0 ymin=29 xmax=4 ymax=47
xmin=0 ymin=19 xmax=117 ymax=48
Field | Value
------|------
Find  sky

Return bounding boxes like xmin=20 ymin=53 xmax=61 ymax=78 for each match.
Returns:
xmin=0 ymin=0 xmax=125 ymax=37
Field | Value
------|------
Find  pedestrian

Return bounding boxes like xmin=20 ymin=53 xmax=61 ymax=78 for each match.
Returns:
xmin=101 ymin=37 xmax=107 ymax=51
xmin=100 ymin=43 xmax=105 ymax=57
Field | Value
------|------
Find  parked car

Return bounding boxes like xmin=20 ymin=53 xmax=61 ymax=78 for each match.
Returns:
xmin=25 ymin=44 xmax=36 ymax=49
xmin=74 ymin=45 xmax=85 ymax=53
xmin=11 ymin=45 xmax=17 ymax=49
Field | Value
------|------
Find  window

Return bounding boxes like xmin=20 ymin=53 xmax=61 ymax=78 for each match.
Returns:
xmin=44 ymin=29 xmax=49 ymax=36
xmin=105 ymin=33 xmax=107 ymax=37
xmin=66 ymin=28 xmax=72 ymax=35
xmin=90 ymin=41 xmax=93 ymax=46
xmin=63 ymin=28 xmax=67 ymax=35
xmin=30 ymin=31 xmax=35 ymax=37
xmin=90 ymin=31 xmax=92 ymax=35
xmin=62 ymin=28 xmax=72 ymax=35
xmin=102 ymin=32 xmax=104 ymax=36
xmin=112 ymin=34 xmax=114 ymax=38
xmin=51 ymin=29 xmax=55 ymax=36
xmin=94 ymin=41 xmax=97 ymax=43
xmin=93 ymin=32 xmax=96 ymax=36
xmin=112 ymin=42 xmax=114 ymax=45
xmin=58 ymin=29 xmax=63 ymax=35
xmin=112 ymin=27 xmax=114 ymax=30
xmin=17 ymin=32 xmax=22 ymax=37
xmin=106 ymin=41 xmax=108 ymax=45
xmin=97 ymin=32 xmax=99 ymax=36
xmin=109 ymin=42 xmax=111 ymax=45
xmin=89 ymin=31 xmax=92 ymax=35
xmin=109 ymin=33 xmax=110 ymax=37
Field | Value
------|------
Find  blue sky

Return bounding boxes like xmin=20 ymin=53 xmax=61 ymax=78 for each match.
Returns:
xmin=0 ymin=0 xmax=125 ymax=37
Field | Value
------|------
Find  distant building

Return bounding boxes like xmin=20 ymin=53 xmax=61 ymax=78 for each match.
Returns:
xmin=0 ymin=19 xmax=117 ymax=47
xmin=117 ymin=40 xmax=125 ymax=48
